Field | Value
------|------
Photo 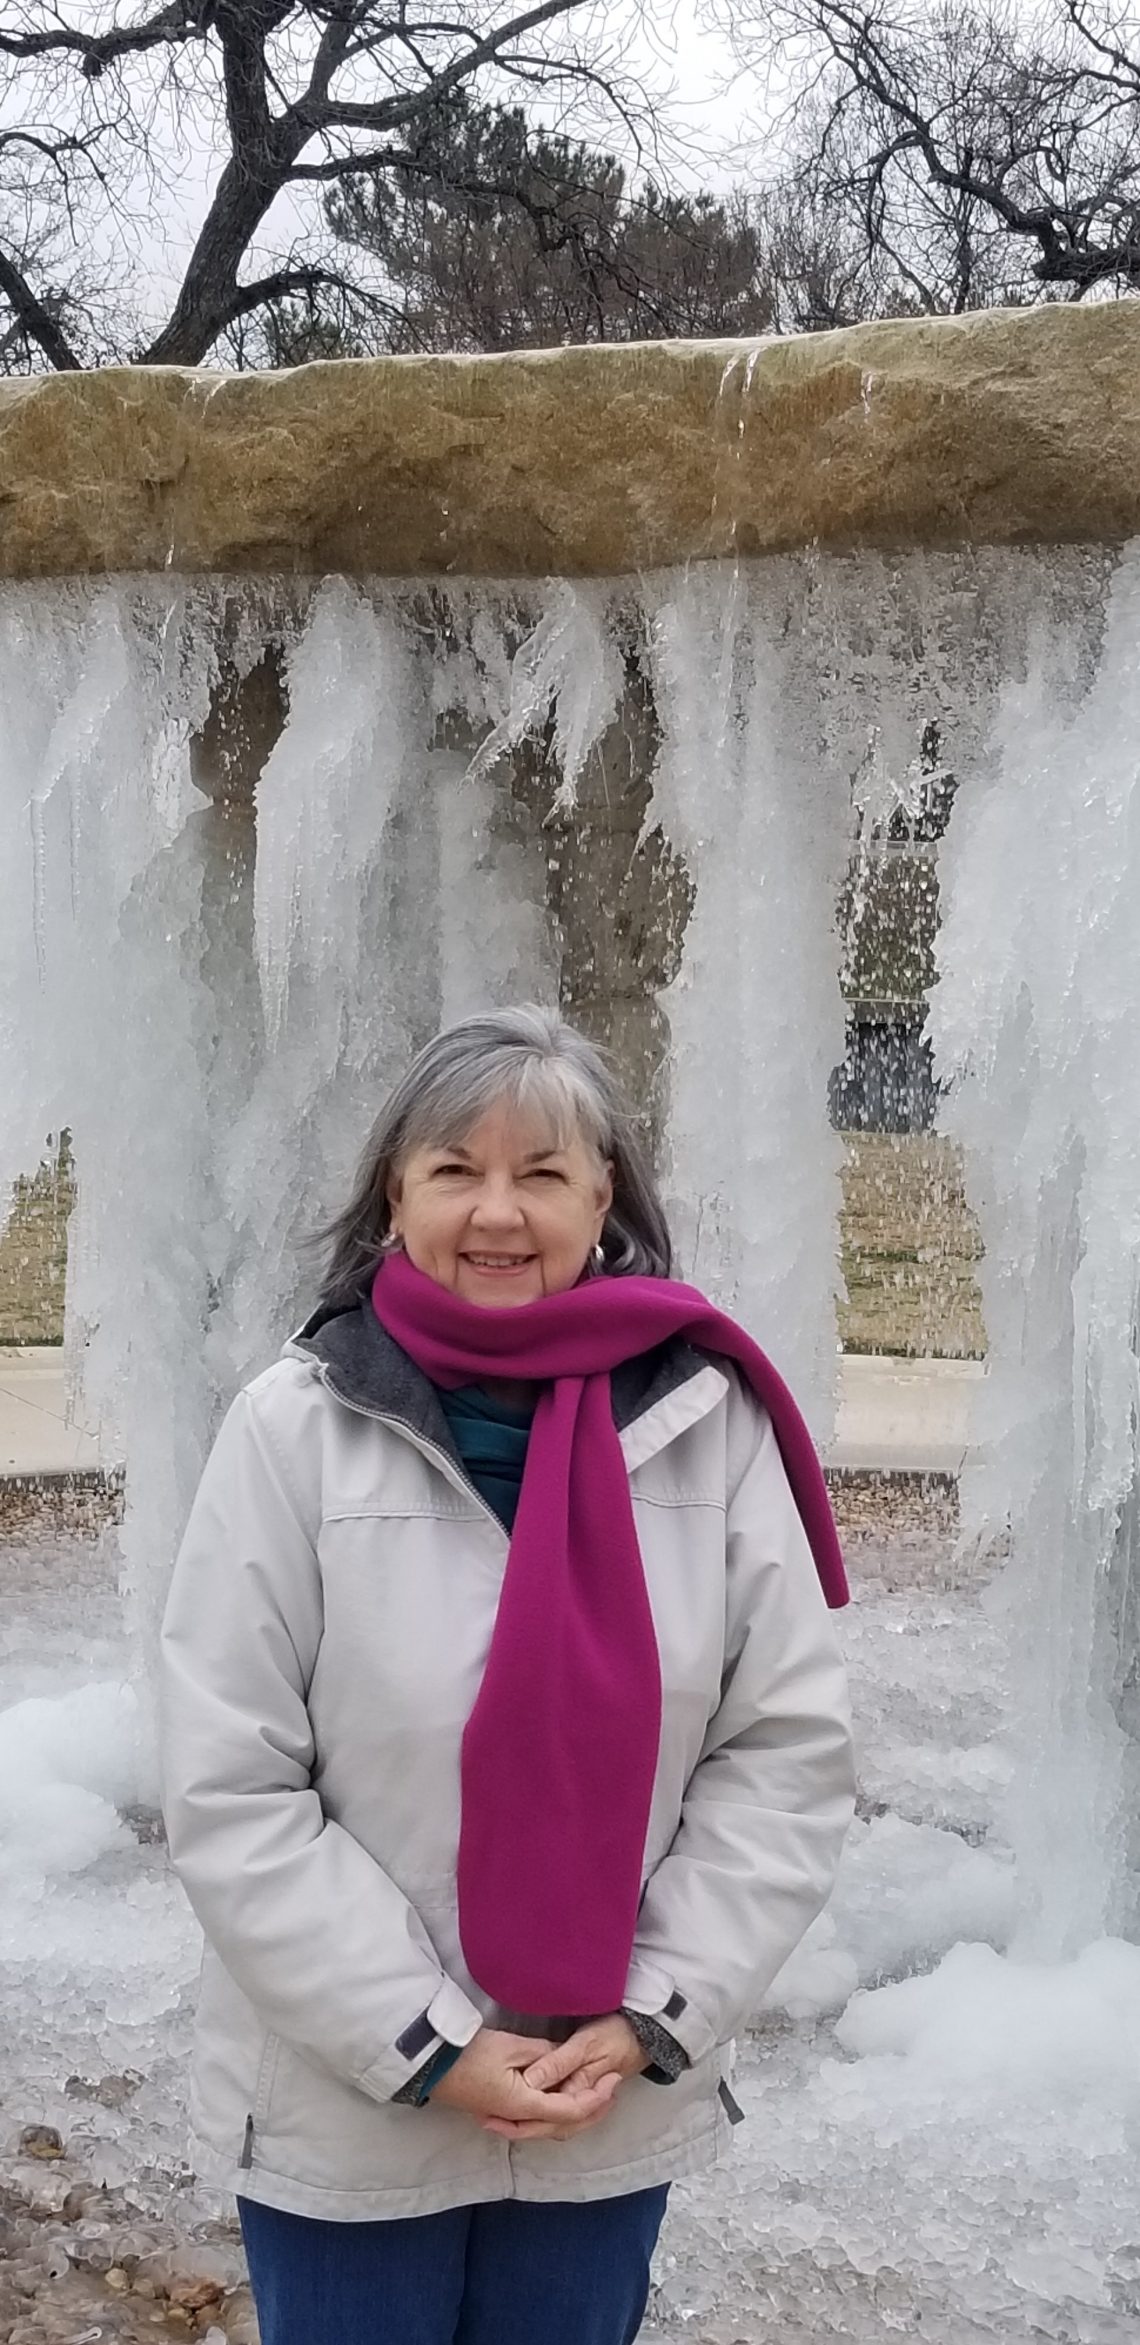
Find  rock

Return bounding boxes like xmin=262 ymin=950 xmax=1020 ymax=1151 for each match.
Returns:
xmin=167 ymin=2277 xmax=224 ymax=2311
xmin=18 ymin=2128 xmax=64 ymax=2163
xmin=64 ymin=2073 xmax=144 ymax=2110
xmin=0 ymin=305 xmax=1139 ymax=582
xmin=3 ymin=2162 xmax=75 ymax=2216
xmin=217 ymin=2289 xmax=259 ymax=2345
xmin=105 ymin=2268 xmax=130 ymax=2292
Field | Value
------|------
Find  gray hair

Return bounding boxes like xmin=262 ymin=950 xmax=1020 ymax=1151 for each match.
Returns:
xmin=313 ymin=1005 xmax=673 ymax=1312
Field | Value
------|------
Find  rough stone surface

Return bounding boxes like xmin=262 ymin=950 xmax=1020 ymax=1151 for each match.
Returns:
xmin=1 ymin=303 xmax=1139 ymax=580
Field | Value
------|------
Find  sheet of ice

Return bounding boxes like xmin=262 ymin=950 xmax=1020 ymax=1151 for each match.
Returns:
xmin=0 ymin=576 xmax=596 ymax=1668
xmin=930 ymin=541 xmax=1140 ymax=1953
xmin=645 ymin=564 xmax=850 ymax=1435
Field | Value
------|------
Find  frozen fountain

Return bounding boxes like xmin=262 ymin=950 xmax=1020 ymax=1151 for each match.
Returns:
xmin=3 ymin=304 xmax=1140 ymax=2338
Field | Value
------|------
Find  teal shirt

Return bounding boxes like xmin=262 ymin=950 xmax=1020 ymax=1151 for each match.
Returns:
xmin=438 ymin=1384 xmax=536 ymax=1531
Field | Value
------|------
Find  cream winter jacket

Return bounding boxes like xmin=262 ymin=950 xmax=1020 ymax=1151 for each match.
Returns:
xmin=159 ymin=1300 xmax=855 ymax=2222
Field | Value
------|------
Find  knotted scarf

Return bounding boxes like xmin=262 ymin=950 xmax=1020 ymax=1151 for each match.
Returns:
xmin=371 ymin=1250 xmax=848 ymax=2014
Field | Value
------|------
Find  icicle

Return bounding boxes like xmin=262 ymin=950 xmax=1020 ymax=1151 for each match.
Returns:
xmin=468 ymin=581 xmax=623 ymax=807
xmin=254 ymin=579 xmax=417 ymax=1046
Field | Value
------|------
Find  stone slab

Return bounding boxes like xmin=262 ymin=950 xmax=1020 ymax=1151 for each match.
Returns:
xmin=0 ymin=305 xmax=1138 ymax=580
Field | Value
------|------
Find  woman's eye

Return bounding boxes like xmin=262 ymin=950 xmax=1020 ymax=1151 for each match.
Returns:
xmin=434 ymin=1164 xmax=474 ymax=1177
xmin=529 ymin=1168 xmax=565 ymax=1180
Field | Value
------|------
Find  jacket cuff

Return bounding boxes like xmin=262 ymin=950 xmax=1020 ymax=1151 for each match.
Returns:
xmin=622 ymin=1956 xmax=718 ymax=2065
xmin=622 ymin=2006 xmax=690 ymax=2084
xmin=358 ymin=1977 xmax=483 ymax=2103
xmin=392 ymin=2039 xmax=466 ymax=2107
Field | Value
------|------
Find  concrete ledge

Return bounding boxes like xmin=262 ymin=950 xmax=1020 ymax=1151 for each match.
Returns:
xmin=0 ymin=1347 xmax=985 ymax=1482
xmin=0 ymin=305 xmax=1138 ymax=579
xmin=0 ymin=1347 xmax=104 ymax=1475
xmin=829 ymin=1352 xmax=986 ymax=1476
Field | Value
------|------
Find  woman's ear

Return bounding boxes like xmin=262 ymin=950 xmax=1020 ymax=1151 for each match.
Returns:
xmin=597 ymin=1160 xmax=615 ymax=1221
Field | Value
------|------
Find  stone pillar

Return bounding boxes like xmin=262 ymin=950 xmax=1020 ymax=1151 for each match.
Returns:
xmin=501 ymin=659 xmax=693 ymax=1153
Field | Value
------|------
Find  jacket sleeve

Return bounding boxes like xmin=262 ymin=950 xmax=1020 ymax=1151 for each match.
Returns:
xmin=158 ymin=1379 xmax=483 ymax=2105
xmin=622 ymin=1374 xmax=855 ymax=2063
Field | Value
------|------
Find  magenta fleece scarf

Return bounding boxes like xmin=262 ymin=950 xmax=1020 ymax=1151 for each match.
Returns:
xmin=371 ymin=1251 xmax=848 ymax=2014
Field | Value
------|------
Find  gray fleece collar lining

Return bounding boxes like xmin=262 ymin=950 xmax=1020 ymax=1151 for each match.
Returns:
xmin=289 ymin=1291 xmax=708 ymax=1475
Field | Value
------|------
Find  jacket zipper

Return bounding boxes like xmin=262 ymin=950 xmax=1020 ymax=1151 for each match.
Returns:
xmin=312 ymin=1364 xmax=510 ymax=1541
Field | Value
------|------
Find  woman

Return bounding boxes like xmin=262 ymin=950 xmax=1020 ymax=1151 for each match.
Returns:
xmin=160 ymin=1006 xmax=854 ymax=2345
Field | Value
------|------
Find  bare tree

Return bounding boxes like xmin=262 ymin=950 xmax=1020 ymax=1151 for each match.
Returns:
xmin=0 ymin=1 xmax=659 ymax=369
xmin=727 ymin=0 xmax=1140 ymax=311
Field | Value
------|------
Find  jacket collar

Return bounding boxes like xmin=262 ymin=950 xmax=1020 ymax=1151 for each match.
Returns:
xmin=285 ymin=1290 xmax=714 ymax=1474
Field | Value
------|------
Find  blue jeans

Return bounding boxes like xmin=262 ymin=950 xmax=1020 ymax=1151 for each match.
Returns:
xmin=238 ymin=2185 xmax=670 ymax=2345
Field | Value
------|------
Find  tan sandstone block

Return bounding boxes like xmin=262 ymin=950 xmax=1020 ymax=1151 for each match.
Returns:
xmin=0 ymin=303 xmax=1137 ymax=579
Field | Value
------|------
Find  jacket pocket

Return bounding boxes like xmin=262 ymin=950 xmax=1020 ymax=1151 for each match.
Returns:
xmin=717 ymin=2076 xmax=745 ymax=2126
xmin=240 ymin=2030 xmax=282 ymax=2169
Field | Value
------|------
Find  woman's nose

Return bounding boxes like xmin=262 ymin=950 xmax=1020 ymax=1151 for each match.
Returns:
xmin=470 ymin=1180 xmax=526 ymax=1226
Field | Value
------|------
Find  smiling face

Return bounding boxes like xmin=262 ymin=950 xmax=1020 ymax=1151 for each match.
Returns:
xmin=386 ymin=1095 xmax=614 ymax=1308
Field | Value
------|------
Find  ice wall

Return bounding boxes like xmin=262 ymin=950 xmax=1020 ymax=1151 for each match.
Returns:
xmin=0 ymin=542 xmax=1133 ymax=1943
xmin=0 ymin=576 xmax=557 ymax=1666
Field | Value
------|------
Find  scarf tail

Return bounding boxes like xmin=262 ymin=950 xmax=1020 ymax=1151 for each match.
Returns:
xmin=457 ymin=1375 xmax=663 ymax=2010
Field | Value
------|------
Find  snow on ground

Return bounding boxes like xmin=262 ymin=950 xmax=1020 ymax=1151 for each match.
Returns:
xmin=3 ymin=1523 xmax=1140 ymax=2343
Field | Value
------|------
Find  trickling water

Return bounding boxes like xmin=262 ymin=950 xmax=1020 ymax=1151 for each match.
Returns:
xmin=1 ymin=543 xmax=1138 ymax=2339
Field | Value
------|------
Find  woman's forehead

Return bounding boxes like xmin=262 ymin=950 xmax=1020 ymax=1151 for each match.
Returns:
xmin=443 ymin=1098 xmax=572 ymax=1154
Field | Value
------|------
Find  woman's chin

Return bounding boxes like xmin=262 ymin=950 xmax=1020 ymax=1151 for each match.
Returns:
xmin=455 ymin=1265 xmax=544 ymax=1307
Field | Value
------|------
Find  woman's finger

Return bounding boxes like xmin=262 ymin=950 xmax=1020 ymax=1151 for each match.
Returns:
xmin=522 ymin=2037 xmax=600 ymax=2089
xmin=483 ymin=2073 xmax=621 ymax=2137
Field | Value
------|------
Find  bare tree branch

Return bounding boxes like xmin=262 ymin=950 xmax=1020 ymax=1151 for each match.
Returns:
xmin=0 ymin=240 xmax=81 ymax=367
xmin=731 ymin=0 xmax=1140 ymax=306
xmin=0 ymin=1 xmax=207 ymax=75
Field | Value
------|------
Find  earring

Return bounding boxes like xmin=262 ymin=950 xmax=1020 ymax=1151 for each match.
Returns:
xmin=590 ymin=1242 xmax=606 ymax=1274
xmin=380 ymin=1230 xmax=404 ymax=1255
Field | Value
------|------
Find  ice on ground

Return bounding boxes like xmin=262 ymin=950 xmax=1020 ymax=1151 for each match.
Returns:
xmin=0 ymin=1536 xmax=199 ymax=2204
xmin=838 ymin=1935 xmax=1140 ymax=2089
xmin=769 ymin=1812 xmax=1016 ymax=2009
xmin=0 ymin=1680 xmax=144 ymax=1881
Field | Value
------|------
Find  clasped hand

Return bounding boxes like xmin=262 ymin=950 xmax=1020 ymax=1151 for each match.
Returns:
xmin=429 ymin=2017 xmax=649 ymax=2141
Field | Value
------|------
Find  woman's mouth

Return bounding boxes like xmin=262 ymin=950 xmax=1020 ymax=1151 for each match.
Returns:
xmin=463 ymin=1254 xmax=536 ymax=1273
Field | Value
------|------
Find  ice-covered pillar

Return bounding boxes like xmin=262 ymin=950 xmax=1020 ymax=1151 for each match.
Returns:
xmin=930 ymin=544 xmax=1140 ymax=1953
xmin=646 ymin=566 xmax=852 ymax=1437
